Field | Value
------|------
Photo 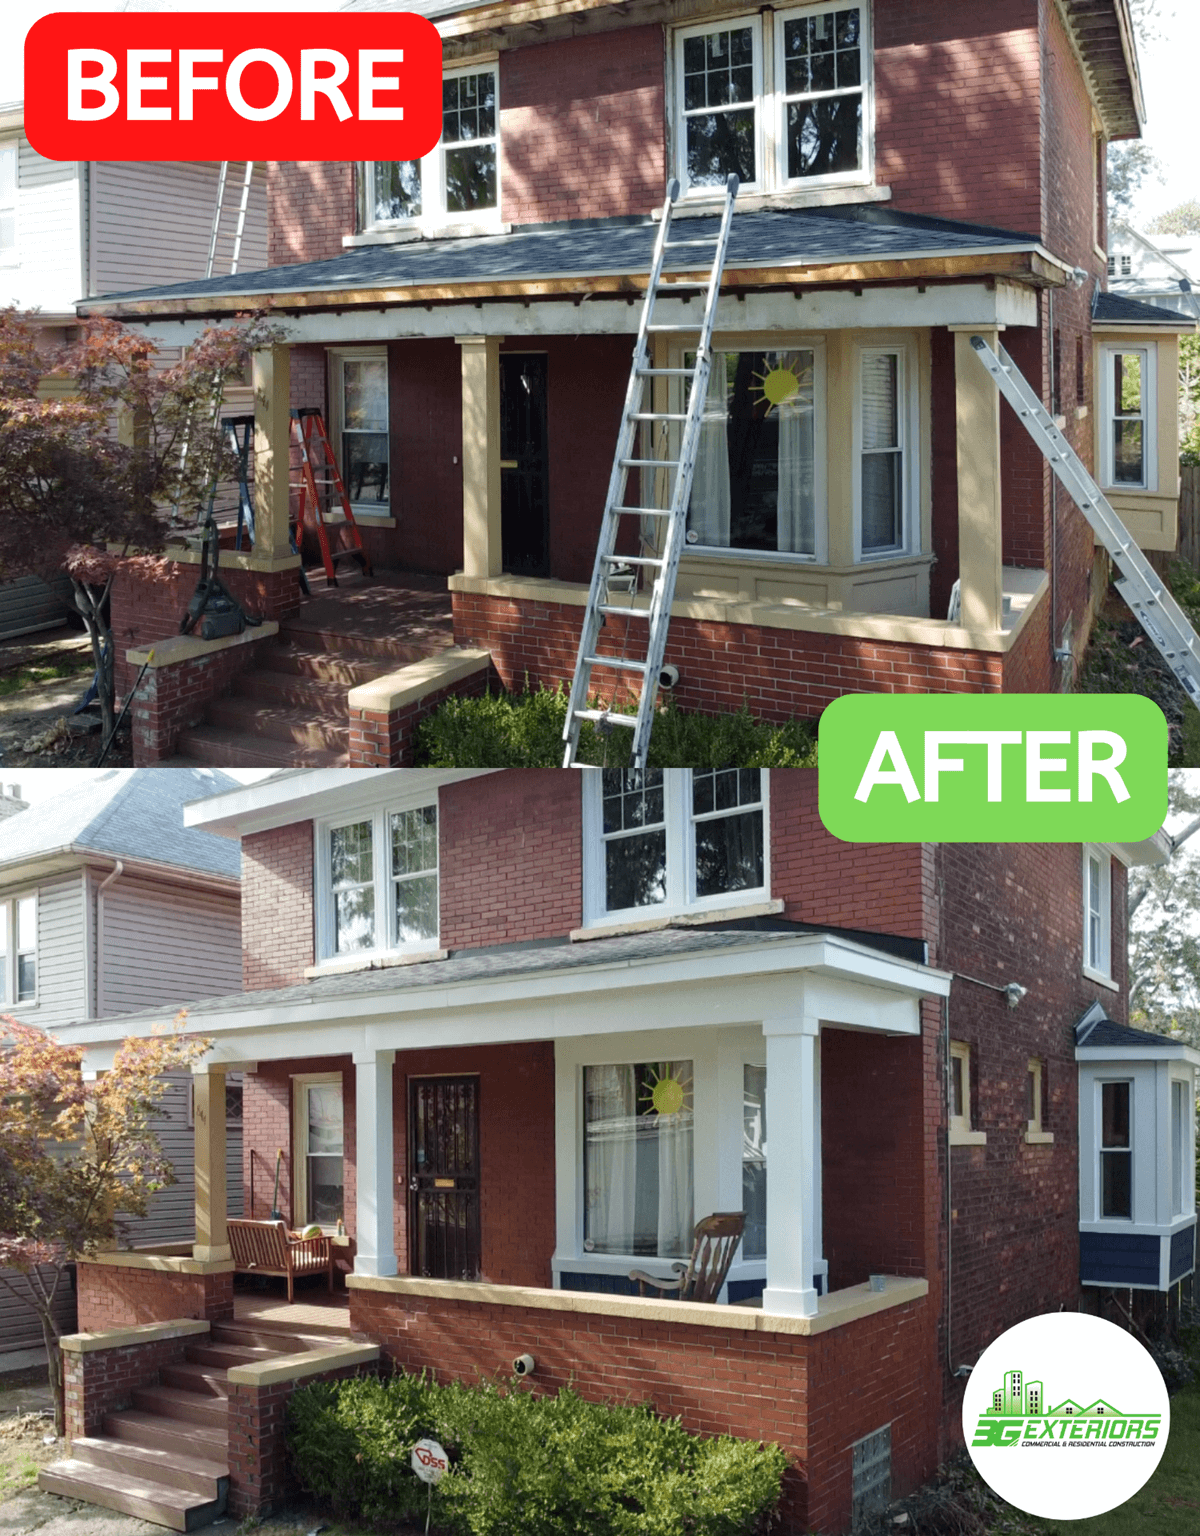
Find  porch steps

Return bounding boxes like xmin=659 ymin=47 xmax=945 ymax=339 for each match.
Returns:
xmin=39 ymin=1319 xmax=353 ymax=1530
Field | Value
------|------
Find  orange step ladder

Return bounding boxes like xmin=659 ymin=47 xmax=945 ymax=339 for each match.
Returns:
xmin=290 ymin=407 xmax=374 ymax=585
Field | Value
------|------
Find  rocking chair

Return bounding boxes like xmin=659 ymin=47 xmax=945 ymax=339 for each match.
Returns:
xmin=629 ymin=1211 xmax=746 ymax=1303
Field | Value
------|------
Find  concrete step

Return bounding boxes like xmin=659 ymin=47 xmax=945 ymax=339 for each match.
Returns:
xmin=210 ymin=1322 xmax=353 ymax=1354
xmin=261 ymin=642 xmax=391 ymax=687
xmin=280 ymin=625 xmax=445 ymax=666
xmin=38 ymin=1459 xmax=225 ymax=1532
xmin=68 ymin=1434 xmax=227 ymax=1499
xmin=231 ymin=668 xmax=357 ymax=713
xmin=204 ymin=696 xmax=348 ymax=752
xmin=160 ymin=1362 xmax=230 ymax=1399
xmin=185 ymin=1341 xmax=284 ymax=1369
xmin=103 ymin=1409 xmax=226 ymax=1462
xmin=131 ymin=1386 xmax=228 ymax=1429
xmin=172 ymin=725 xmax=349 ymax=769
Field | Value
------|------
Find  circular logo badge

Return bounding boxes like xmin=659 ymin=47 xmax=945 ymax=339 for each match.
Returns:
xmin=963 ymin=1313 xmax=1169 ymax=1520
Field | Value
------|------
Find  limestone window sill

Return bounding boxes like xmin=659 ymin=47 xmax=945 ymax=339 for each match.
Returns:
xmin=949 ymin=1128 xmax=987 ymax=1147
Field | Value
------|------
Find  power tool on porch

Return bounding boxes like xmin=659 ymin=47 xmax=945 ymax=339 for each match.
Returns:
xmin=562 ymin=174 xmax=739 ymax=769
xmin=180 ymin=510 xmax=263 ymax=640
xmin=968 ymin=334 xmax=1200 ymax=700
xmin=289 ymin=407 xmax=374 ymax=585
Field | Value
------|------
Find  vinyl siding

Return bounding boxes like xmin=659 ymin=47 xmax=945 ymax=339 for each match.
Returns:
xmin=89 ymin=161 xmax=268 ymax=297
xmin=1 ymin=874 xmax=88 ymax=1029
xmin=0 ymin=1266 xmax=77 ymax=1353
xmin=121 ymin=1072 xmax=244 ymax=1247
xmin=0 ymin=574 xmax=77 ymax=640
xmin=3 ymin=134 xmax=82 ymax=314
xmin=99 ymin=878 xmax=242 ymax=1017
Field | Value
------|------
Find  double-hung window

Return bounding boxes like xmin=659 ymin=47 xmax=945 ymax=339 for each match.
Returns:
xmin=330 ymin=351 xmax=389 ymax=512
xmin=1099 ymin=1080 xmax=1132 ymax=1219
xmin=0 ymin=142 xmax=15 ymax=264
xmin=293 ymin=1075 xmax=345 ymax=1228
xmin=1082 ymin=846 xmax=1112 ymax=983
xmin=856 ymin=347 xmax=910 ymax=557
xmin=364 ymin=63 xmax=499 ymax=230
xmin=586 ymin=769 xmax=768 ymax=924
xmin=319 ymin=802 xmax=439 ymax=962
xmin=0 ymin=894 xmax=37 ymax=1005
xmin=1099 ymin=344 xmax=1156 ymax=491
xmin=674 ymin=6 xmax=871 ymax=199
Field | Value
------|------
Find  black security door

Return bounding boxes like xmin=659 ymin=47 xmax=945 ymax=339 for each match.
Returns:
xmin=408 ymin=1076 xmax=482 ymax=1279
xmin=500 ymin=353 xmax=550 ymax=576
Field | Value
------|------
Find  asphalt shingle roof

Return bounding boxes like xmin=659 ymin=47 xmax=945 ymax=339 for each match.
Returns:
xmin=85 ymin=204 xmax=1041 ymax=309
xmin=1093 ymin=290 xmax=1194 ymax=325
xmin=1075 ymin=1003 xmax=1186 ymax=1050
xmin=0 ymin=768 xmax=241 ymax=879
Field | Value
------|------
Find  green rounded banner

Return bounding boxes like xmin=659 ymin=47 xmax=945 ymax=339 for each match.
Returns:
xmin=818 ymin=694 xmax=1168 ymax=843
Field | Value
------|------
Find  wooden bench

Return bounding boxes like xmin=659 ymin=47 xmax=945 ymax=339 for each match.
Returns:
xmin=227 ymin=1219 xmax=334 ymax=1302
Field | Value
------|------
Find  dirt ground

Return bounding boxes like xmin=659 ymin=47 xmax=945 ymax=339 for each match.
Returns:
xmin=0 ymin=629 xmax=132 ymax=769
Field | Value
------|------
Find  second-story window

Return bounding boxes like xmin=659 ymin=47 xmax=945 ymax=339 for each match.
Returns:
xmin=319 ymin=803 xmax=439 ymax=961
xmin=1082 ymin=845 xmax=1112 ymax=983
xmin=0 ymin=894 xmax=37 ymax=1005
xmin=585 ymin=769 xmax=767 ymax=923
xmin=365 ymin=63 xmax=499 ymax=230
xmin=0 ymin=142 xmax=15 ymax=264
xmin=673 ymin=6 xmax=871 ymax=199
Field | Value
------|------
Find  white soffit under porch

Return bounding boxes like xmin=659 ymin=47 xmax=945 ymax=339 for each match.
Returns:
xmin=113 ymin=281 xmax=1039 ymax=350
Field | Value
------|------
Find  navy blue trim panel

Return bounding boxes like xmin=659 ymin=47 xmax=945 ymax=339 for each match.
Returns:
xmin=1080 ymin=1231 xmax=1160 ymax=1287
xmin=1170 ymin=1223 xmax=1197 ymax=1284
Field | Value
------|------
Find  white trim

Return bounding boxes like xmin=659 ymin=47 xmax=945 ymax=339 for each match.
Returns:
xmin=314 ymin=798 xmax=441 ymax=965
xmin=292 ymin=1071 xmax=345 ymax=1232
xmin=674 ymin=13 xmax=766 ymax=198
xmin=581 ymin=769 xmax=770 ymax=927
xmin=1097 ymin=340 xmax=1158 ymax=492
xmin=774 ymin=2 xmax=874 ymax=194
xmin=326 ymin=347 xmax=390 ymax=515
xmin=853 ymin=341 xmax=918 ymax=561
xmin=1082 ymin=845 xmax=1113 ymax=984
xmin=0 ymin=889 xmax=39 ymax=1010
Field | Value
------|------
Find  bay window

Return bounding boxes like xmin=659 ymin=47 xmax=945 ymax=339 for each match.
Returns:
xmin=856 ymin=347 xmax=909 ymax=557
xmin=1099 ymin=1080 xmax=1132 ymax=1219
xmin=1099 ymin=343 xmax=1157 ymax=491
xmin=318 ymin=801 xmax=439 ymax=962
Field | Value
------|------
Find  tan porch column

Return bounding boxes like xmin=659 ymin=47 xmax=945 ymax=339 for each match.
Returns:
xmin=952 ymin=325 xmax=1004 ymax=632
xmin=253 ymin=344 xmax=294 ymax=562
xmin=456 ymin=335 xmax=502 ymax=578
xmin=192 ymin=1067 xmax=230 ymax=1263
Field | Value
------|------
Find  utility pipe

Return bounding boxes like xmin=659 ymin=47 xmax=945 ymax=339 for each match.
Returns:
xmin=95 ymin=859 xmax=124 ymax=1019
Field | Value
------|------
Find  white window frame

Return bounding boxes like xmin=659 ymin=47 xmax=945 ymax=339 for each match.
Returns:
xmin=326 ymin=348 xmax=391 ymax=520
xmin=362 ymin=60 xmax=501 ymax=232
xmin=0 ymin=892 xmax=38 ymax=1008
xmin=314 ymin=794 xmax=441 ymax=967
xmin=581 ymin=769 xmax=771 ymax=928
xmin=0 ymin=140 xmax=16 ymax=267
xmin=1097 ymin=1077 xmax=1133 ymax=1222
xmin=1098 ymin=342 xmax=1157 ymax=492
xmin=948 ymin=1039 xmax=985 ymax=1146
xmin=671 ymin=5 xmax=874 ymax=201
xmin=1082 ymin=845 xmax=1113 ymax=985
xmin=292 ymin=1072 xmax=345 ymax=1232
xmin=852 ymin=342 xmax=919 ymax=560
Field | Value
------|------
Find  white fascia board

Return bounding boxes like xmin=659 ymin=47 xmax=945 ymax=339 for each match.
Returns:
xmin=91 ymin=281 xmax=1041 ymax=350
xmin=1076 ymin=1043 xmax=1200 ymax=1066
xmin=62 ymin=933 xmax=952 ymax=1069
xmin=1105 ymin=829 xmax=1171 ymax=868
xmin=184 ymin=768 xmax=492 ymax=838
xmin=0 ymin=847 xmax=237 ymax=896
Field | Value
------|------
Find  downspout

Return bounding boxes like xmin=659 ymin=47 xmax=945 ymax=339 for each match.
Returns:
xmin=95 ymin=860 xmax=123 ymax=1019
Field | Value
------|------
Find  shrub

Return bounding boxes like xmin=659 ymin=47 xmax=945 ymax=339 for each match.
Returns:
xmin=287 ymin=1371 xmax=788 ymax=1536
xmin=414 ymin=682 xmax=817 ymax=769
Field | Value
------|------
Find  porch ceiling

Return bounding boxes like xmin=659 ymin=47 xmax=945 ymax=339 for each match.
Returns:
xmin=56 ymin=923 xmax=952 ymax=1069
xmin=76 ymin=204 xmax=1067 ymax=322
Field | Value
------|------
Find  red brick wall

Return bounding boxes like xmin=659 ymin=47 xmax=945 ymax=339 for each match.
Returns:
xmin=500 ymin=25 xmax=665 ymax=225
xmin=439 ymin=771 xmax=583 ymax=949
xmin=241 ymin=821 xmax=315 ymax=991
xmin=347 ymin=658 xmax=497 ymax=767
xmin=268 ymin=161 xmax=355 ymax=266
xmin=130 ymin=642 xmax=268 ymax=764
xmin=348 ymin=1286 xmax=935 ymax=1536
xmin=63 ymin=1329 xmax=200 ymax=1441
xmin=75 ymin=1263 xmax=233 ymax=1332
xmin=241 ymin=1045 xmax=556 ymax=1288
xmin=389 ymin=339 xmax=464 ymax=574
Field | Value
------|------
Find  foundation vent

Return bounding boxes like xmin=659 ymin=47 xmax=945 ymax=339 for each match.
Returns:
xmin=850 ymin=1422 xmax=891 ymax=1531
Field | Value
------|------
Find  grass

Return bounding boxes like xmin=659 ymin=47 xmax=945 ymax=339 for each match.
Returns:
xmin=0 ymin=1413 xmax=58 ymax=1502
xmin=0 ymin=655 xmax=94 ymax=699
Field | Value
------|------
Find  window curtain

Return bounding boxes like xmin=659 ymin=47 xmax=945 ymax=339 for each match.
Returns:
xmin=689 ymin=359 xmax=731 ymax=546
xmin=584 ymin=1065 xmax=639 ymax=1253
xmin=656 ymin=1069 xmax=694 ymax=1257
xmin=776 ymin=359 xmax=815 ymax=554
xmin=860 ymin=353 xmax=900 ymax=550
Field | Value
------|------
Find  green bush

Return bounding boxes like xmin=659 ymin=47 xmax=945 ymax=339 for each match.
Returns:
xmin=286 ymin=1371 xmax=788 ymax=1536
xmin=413 ymin=682 xmax=817 ymax=769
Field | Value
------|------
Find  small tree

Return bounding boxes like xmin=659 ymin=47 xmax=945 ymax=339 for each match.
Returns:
xmin=1147 ymin=200 xmax=1200 ymax=238
xmin=0 ymin=307 xmax=282 ymax=744
xmin=0 ymin=1015 xmax=210 ymax=1434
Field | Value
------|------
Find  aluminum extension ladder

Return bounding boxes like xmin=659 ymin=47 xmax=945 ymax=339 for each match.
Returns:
xmin=290 ymin=407 xmax=374 ymax=585
xmin=969 ymin=334 xmax=1200 ymax=701
xmin=561 ymin=174 xmax=739 ymax=768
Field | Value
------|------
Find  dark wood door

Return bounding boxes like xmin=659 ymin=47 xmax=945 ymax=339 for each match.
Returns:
xmin=500 ymin=353 xmax=550 ymax=577
xmin=408 ymin=1076 xmax=481 ymax=1280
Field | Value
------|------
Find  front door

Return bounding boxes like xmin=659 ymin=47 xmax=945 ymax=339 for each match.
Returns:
xmin=500 ymin=352 xmax=550 ymax=577
xmin=408 ymin=1076 xmax=481 ymax=1279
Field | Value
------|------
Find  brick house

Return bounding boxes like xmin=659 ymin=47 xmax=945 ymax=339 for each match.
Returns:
xmin=45 ymin=767 xmax=1198 ymax=1532
xmin=71 ymin=1 xmax=1195 ymax=767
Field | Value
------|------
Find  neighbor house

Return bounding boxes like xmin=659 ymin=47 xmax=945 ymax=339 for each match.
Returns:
xmin=0 ymin=768 xmax=245 ymax=1356
xmin=69 ymin=1 xmax=1193 ymax=768
xmin=44 ymin=767 xmax=1197 ymax=1533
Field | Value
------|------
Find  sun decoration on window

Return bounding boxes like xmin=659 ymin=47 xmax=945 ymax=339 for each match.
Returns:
xmin=749 ymin=356 xmax=812 ymax=415
xmin=639 ymin=1063 xmax=694 ymax=1117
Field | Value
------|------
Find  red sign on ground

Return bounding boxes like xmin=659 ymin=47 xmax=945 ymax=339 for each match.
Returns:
xmin=24 ymin=11 xmax=443 ymax=162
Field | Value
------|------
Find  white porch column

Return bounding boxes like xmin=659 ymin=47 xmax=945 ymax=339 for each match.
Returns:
xmin=192 ymin=1067 xmax=230 ymax=1262
xmin=761 ymin=1015 xmax=820 ymax=1318
xmin=952 ymin=325 xmax=1003 ymax=632
xmin=353 ymin=1050 xmax=397 ymax=1277
xmin=252 ymin=344 xmax=294 ymax=561
xmin=456 ymin=335 xmax=502 ymax=578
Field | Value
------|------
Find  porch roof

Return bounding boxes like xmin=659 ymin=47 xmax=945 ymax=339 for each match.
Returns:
xmin=1093 ymin=291 xmax=1196 ymax=328
xmin=76 ymin=204 xmax=1065 ymax=320
xmin=55 ymin=920 xmax=952 ymax=1067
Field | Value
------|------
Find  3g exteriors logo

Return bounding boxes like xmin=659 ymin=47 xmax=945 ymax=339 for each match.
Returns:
xmin=972 ymin=1364 xmax=1163 ymax=1449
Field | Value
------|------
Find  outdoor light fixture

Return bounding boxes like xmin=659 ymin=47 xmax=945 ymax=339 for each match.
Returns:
xmin=1005 ymin=983 xmax=1028 ymax=1010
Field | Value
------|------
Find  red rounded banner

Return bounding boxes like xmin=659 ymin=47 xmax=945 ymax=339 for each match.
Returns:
xmin=24 ymin=11 xmax=443 ymax=161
